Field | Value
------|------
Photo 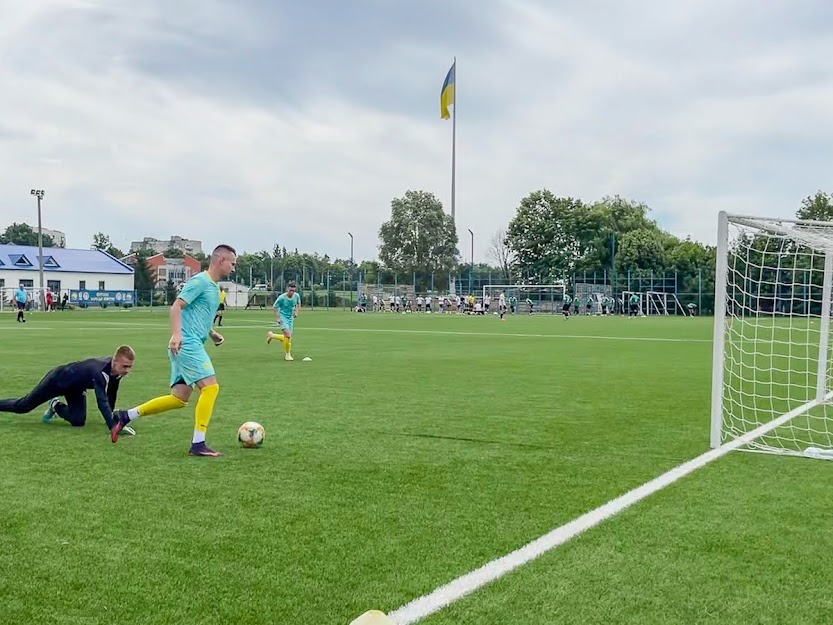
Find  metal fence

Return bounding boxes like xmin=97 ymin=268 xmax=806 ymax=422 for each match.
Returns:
xmin=1 ymin=267 xmax=715 ymax=314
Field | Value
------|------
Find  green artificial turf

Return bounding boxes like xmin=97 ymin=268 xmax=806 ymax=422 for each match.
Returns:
xmin=0 ymin=309 xmax=830 ymax=625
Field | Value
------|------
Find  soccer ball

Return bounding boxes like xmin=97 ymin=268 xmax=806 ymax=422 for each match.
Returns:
xmin=238 ymin=421 xmax=265 ymax=448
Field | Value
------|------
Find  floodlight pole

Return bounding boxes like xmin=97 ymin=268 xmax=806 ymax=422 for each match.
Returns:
xmin=348 ymin=231 xmax=354 ymax=303
xmin=30 ymin=189 xmax=45 ymax=311
xmin=468 ymin=228 xmax=474 ymax=295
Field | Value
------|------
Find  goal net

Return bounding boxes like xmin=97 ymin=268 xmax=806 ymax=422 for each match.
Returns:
xmin=482 ymin=283 xmax=565 ymax=313
xmin=712 ymin=212 xmax=833 ymax=460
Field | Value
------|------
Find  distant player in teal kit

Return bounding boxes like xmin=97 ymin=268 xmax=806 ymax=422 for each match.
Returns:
xmin=267 ymin=282 xmax=302 ymax=361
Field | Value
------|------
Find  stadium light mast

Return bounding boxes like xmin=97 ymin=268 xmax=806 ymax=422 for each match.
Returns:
xmin=468 ymin=228 xmax=474 ymax=295
xmin=348 ymin=232 xmax=354 ymax=298
xmin=30 ymin=189 xmax=46 ymax=311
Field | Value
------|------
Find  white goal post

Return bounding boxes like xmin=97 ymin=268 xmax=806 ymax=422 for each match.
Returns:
xmin=622 ymin=291 xmax=644 ymax=315
xmin=645 ymin=291 xmax=688 ymax=316
xmin=482 ymin=283 xmax=566 ymax=312
xmin=711 ymin=211 xmax=833 ymax=460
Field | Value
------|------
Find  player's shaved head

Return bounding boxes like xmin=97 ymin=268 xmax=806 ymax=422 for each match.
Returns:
xmin=212 ymin=244 xmax=236 ymax=261
xmin=209 ymin=244 xmax=237 ymax=281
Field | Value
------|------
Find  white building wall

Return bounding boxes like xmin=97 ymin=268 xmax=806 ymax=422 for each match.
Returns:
xmin=218 ymin=281 xmax=251 ymax=308
xmin=130 ymin=237 xmax=202 ymax=255
xmin=0 ymin=270 xmax=134 ymax=300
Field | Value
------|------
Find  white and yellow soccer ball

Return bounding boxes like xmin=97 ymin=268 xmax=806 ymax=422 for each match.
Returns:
xmin=238 ymin=421 xmax=265 ymax=448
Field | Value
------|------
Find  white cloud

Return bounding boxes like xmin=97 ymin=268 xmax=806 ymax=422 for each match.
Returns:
xmin=0 ymin=0 xmax=831 ymax=263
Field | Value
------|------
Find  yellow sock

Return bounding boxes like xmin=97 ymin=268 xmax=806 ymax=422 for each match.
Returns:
xmin=193 ymin=383 xmax=219 ymax=443
xmin=285 ymin=337 xmax=292 ymax=353
xmin=137 ymin=394 xmax=187 ymax=417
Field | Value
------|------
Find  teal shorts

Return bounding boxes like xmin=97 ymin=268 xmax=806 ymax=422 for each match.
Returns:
xmin=169 ymin=340 xmax=215 ymax=387
xmin=279 ymin=316 xmax=294 ymax=335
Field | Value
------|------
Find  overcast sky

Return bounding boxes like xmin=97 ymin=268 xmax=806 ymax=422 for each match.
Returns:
xmin=1 ymin=0 xmax=831 ymax=262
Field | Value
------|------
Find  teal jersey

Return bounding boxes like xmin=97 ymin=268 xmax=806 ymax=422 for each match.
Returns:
xmin=274 ymin=292 xmax=301 ymax=318
xmin=586 ymin=296 xmax=593 ymax=304
xmin=178 ymin=272 xmax=220 ymax=343
xmin=564 ymin=295 xmax=572 ymax=305
xmin=629 ymin=295 xmax=639 ymax=304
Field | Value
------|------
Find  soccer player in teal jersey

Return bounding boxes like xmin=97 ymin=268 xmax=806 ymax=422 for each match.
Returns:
xmin=267 ymin=282 xmax=302 ymax=361
xmin=629 ymin=293 xmax=641 ymax=317
xmin=562 ymin=293 xmax=572 ymax=318
xmin=110 ymin=245 xmax=237 ymax=457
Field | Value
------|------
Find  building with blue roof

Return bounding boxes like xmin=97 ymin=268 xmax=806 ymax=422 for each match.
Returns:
xmin=0 ymin=244 xmax=134 ymax=305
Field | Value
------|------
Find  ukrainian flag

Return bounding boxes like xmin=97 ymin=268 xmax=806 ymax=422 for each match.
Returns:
xmin=440 ymin=61 xmax=455 ymax=119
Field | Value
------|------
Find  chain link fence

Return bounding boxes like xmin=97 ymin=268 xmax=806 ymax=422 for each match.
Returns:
xmin=1 ymin=267 xmax=715 ymax=314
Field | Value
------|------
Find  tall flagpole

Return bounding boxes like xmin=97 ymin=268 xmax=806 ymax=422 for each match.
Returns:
xmin=451 ymin=56 xmax=456 ymax=223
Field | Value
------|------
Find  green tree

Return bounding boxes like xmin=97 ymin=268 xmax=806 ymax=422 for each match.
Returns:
xmin=91 ymin=232 xmax=124 ymax=259
xmin=669 ymin=236 xmax=716 ymax=310
xmin=165 ymin=279 xmax=178 ymax=305
xmin=1 ymin=223 xmax=56 ymax=247
xmin=378 ymin=190 xmax=459 ymax=287
xmin=505 ymin=190 xmax=585 ymax=281
xmin=616 ymin=228 xmax=671 ymax=271
xmin=133 ymin=249 xmax=154 ymax=305
xmin=192 ymin=251 xmax=210 ymax=271
xmin=234 ymin=252 xmax=265 ymax=286
xmin=583 ymin=196 xmax=657 ymax=270
xmin=163 ymin=247 xmax=184 ymax=258
xmin=797 ymin=191 xmax=833 ymax=221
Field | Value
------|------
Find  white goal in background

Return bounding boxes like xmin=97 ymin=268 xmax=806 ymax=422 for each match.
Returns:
xmin=712 ymin=211 xmax=833 ymax=460
xmin=622 ymin=291 xmax=644 ymax=315
xmin=482 ymin=283 xmax=565 ymax=313
xmin=645 ymin=291 xmax=687 ymax=315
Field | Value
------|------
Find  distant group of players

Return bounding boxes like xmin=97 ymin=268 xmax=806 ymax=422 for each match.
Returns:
xmin=355 ymin=293 xmax=514 ymax=315
xmin=354 ymin=291 xmax=647 ymax=318
xmin=0 ymin=244 xmax=305 ymax=457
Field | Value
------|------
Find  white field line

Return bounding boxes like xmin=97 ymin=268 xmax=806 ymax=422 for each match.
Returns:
xmin=387 ymin=393 xmax=831 ymax=625
xmin=0 ymin=321 xmax=710 ymax=343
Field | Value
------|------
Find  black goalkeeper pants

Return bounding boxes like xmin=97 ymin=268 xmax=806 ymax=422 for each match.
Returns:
xmin=0 ymin=371 xmax=87 ymax=426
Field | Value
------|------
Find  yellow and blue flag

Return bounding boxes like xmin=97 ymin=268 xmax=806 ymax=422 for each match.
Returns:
xmin=440 ymin=61 xmax=455 ymax=119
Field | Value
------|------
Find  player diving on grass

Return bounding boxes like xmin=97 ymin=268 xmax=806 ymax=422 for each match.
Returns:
xmin=0 ymin=346 xmax=136 ymax=434
xmin=267 ymin=282 xmax=301 ymax=361
xmin=110 ymin=245 xmax=237 ymax=457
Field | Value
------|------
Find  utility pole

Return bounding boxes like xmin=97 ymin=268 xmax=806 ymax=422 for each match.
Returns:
xmin=30 ymin=189 xmax=46 ymax=311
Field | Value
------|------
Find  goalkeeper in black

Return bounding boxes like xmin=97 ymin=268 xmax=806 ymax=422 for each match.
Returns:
xmin=0 ymin=345 xmax=136 ymax=432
